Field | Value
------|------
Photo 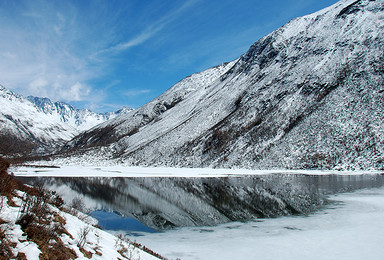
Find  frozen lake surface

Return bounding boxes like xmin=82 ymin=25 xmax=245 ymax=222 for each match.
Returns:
xmin=134 ymin=187 xmax=384 ymax=260
xmin=14 ymin=166 xmax=384 ymax=260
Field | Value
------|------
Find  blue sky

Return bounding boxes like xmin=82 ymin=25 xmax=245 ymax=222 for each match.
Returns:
xmin=0 ymin=0 xmax=338 ymax=112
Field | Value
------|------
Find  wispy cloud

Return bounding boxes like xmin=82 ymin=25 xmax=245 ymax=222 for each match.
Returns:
xmin=98 ymin=0 xmax=200 ymax=54
xmin=0 ymin=0 xmax=115 ymax=104
xmin=123 ymin=89 xmax=151 ymax=97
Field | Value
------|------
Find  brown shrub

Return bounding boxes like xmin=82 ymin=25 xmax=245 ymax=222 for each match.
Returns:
xmin=0 ymin=225 xmax=14 ymax=259
xmin=50 ymin=192 xmax=65 ymax=209
xmin=0 ymin=157 xmax=27 ymax=212
xmin=77 ymin=226 xmax=91 ymax=248
xmin=16 ymin=213 xmax=36 ymax=230
xmin=20 ymin=223 xmax=77 ymax=260
xmin=38 ymin=239 xmax=77 ymax=260
xmin=79 ymin=247 xmax=93 ymax=259
xmin=0 ymin=158 xmax=21 ymax=197
xmin=24 ymin=224 xmax=57 ymax=245
xmin=53 ymin=213 xmax=66 ymax=225
xmin=16 ymin=252 xmax=27 ymax=260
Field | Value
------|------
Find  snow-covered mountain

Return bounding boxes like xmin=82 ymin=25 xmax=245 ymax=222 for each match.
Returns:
xmin=62 ymin=61 xmax=237 ymax=155
xmin=0 ymin=85 xmax=131 ymax=156
xmin=57 ymin=0 xmax=384 ymax=170
xmin=27 ymin=96 xmax=132 ymax=132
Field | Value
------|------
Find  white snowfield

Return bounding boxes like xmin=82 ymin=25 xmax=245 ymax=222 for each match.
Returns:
xmin=12 ymin=165 xmax=384 ymax=178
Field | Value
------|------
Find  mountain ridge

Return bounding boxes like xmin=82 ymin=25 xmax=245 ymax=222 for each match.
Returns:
xmin=60 ymin=0 xmax=384 ymax=170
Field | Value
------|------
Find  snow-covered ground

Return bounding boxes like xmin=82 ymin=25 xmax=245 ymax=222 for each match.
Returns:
xmin=11 ymin=165 xmax=384 ymax=178
xmin=132 ymin=186 xmax=384 ymax=260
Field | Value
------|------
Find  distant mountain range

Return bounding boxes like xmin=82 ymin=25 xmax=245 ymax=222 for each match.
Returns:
xmin=2 ymin=0 xmax=384 ymax=170
xmin=26 ymin=96 xmax=131 ymax=132
xmin=0 ymin=85 xmax=131 ymax=156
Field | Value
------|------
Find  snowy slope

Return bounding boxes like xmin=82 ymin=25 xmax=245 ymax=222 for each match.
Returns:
xmin=0 ymin=196 xmax=161 ymax=259
xmin=0 ymin=85 xmax=131 ymax=156
xmin=64 ymin=0 xmax=384 ymax=170
xmin=63 ymin=60 xmax=237 ymax=153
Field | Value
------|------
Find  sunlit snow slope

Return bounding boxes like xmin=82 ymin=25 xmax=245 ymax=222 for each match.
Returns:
xmin=65 ymin=0 xmax=384 ymax=170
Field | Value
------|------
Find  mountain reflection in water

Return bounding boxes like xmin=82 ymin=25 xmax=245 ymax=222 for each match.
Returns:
xmin=19 ymin=174 xmax=384 ymax=230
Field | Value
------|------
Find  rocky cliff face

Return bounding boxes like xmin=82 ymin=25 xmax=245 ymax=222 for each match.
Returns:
xmin=63 ymin=0 xmax=384 ymax=170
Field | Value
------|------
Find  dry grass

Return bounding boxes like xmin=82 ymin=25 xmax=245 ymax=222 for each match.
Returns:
xmin=115 ymin=234 xmax=168 ymax=260
xmin=16 ymin=198 xmax=78 ymax=260
xmin=0 ymin=218 xmax=6 ymax=225
xmin=79 ymin=247 xmax=93 ymax=259
xmin=0 ymin=158 xmax=16 ymax=260
xmin=15 ymin=252 xmax=27 ymax=259
xmin=0 ymin=225 xmax=15 ymax=259
xmin=53 ymin=213 xmax=66 ymax=225
xmin=17 ymin=214 xmax=77 ymax=259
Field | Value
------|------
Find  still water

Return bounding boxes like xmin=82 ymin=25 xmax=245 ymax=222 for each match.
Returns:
xmin=19 ymin=173 xmax=384 ymax=234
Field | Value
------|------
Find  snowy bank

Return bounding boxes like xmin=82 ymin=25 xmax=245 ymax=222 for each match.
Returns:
xmin=11 ymin=165 xmax=384 ymax=178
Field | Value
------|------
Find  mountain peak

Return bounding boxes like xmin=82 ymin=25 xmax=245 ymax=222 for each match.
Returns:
xmin=26 ymin=95 xmax=132 ymax=131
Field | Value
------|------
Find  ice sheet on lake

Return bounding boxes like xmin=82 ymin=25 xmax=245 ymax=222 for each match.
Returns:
xmin=134 ymin=187 xmax=384 ymax=260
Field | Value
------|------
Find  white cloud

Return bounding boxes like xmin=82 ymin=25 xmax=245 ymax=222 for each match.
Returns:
xmin=99 ymin=0 xmax=200 ymax=54
xmin=29 ymin=77 xmax=49 ymax=97
xmin=123 ymin=89 xmax=151 ymax=97
xmin=53 ymin=12 xmax=65 ymax=35
xmin=59 ymin=82 xmax=91 ymax=101
xmin=113 ymin=30 xmax=158 ymax=52
xmin=26 ymin=76 xmax=91 ymax=101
